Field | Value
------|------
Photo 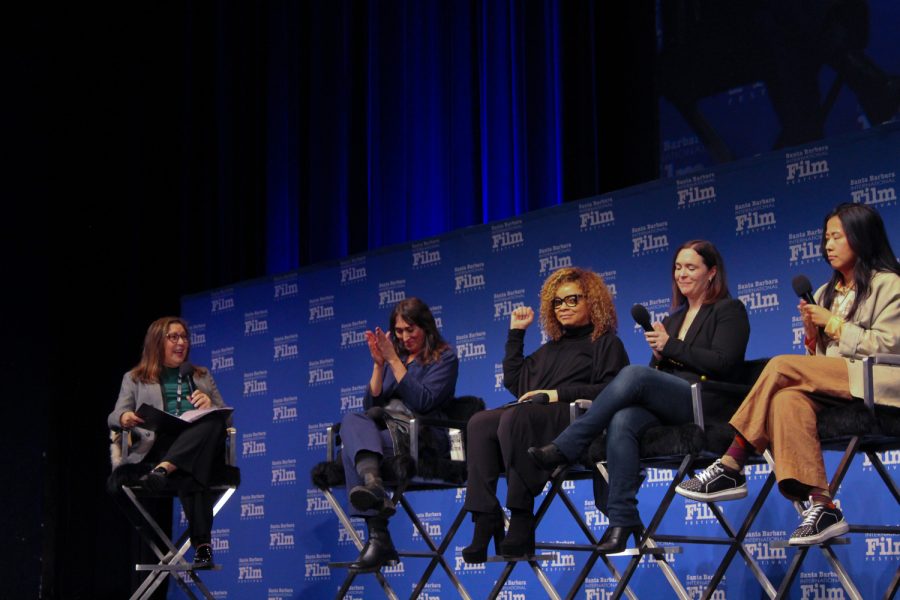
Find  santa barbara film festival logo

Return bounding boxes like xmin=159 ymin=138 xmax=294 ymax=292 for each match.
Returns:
xmin=785 ymin=145 xmax=829 ymax=184
xmin=307 ymin=422 xmax=330 ymax=451
xmin=578 ymin=197 xmax=615 ymax=231
xmin=272 ymin=395 xmax=298 ymax=423
xmin=788 ymin=227 xmax=823 ymax=266
xmin=737 ymin=279 xmax=780 ymax=313
xmin=584 ymin=499 xmax=609 ymax=531
xmin=340 ymin=256 xmax=367 ymax=285
xmin=494 ymin=363 xmax=504 ymax=392
xmin=271 ymin=458 xmax=297 ymax=485
xmin=454 ymin=263 xmax=486 ymax=292
xmin=241 ymin=431 xmax=267 ymax=458
xmin=792 ymin=314 xmax=806 ymax=350
xmin=850 ymin=171 xmax=897 ymax=207
xmin=743 ymin=530 xmax=789 ymax=564
xmin=411 ymin=239 xmax=441 ymax=268
xmin=269 ymin=522 xmax=296 ymax=550
xmin=340 ymin=320 xmax=367 ymax=349
xmin=243 ymin=370 xmax=268 ymax=396
xmin=308 ymin=358 xmax=335 ymax=385
xmin=378 ymin=279 xmax=406 ymax=307
xmin=211 ymin=528 xmax=230 ymax=555
xmin=798 ymin=571 xmax=846 ymax=599
xmin=339 ymin=384 xmax=366 ymax=414
xmin=493 ymin=289 xmax=525 ymax=320
xmin=305 ymin=554 xmax=331 ymax=580
xmin=210 ymin=288 xmax=235 ymax=313
xmin=189 ymin=322 xmax=207 ymax=347
xmin=272 ymin=273 xmax=299 ymax=300
xmin=734 ymin=197 xmax=776 ymax=236
xmin=631 ymin=222 xmax=669 ymax=256
xmin=599 ymin=269 xmax=617 ymax=298
xmin=210 ymin=347 xmax=235 ymax=372
xmin=308 ymin=295 xmax=335 ymax=323
xmin=411 ymin=512 xmax=443 ymax=542
xmin=244 ymin=309 xmax=269 ymax=335
xmin=538 ymin=244 xmax=573 ymax=276
xmin=491 ymin=219 xmax=524 ymax=251
xmin=676 ymin=172 xmax=717 ymax=208
xmin=238 ymin=557 xmax=263 ymax=582
xmin=273 ymin=334 xmax=299 ymax=361
xmin=455 ymin=331 xmax=487 ymax=361
xmin=240 ymin=494 xmax=265 ymax=520
xmin=306 ymin=488 xmax=331 ymax=515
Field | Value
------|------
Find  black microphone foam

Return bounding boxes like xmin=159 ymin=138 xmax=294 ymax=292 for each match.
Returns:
xmin=630 ymin=304 xmax=653 ymax=332
xmin=791 ymin=275 xmax=816 ymax=305
xmin=179 ymin=362 xmax=196 ymax=377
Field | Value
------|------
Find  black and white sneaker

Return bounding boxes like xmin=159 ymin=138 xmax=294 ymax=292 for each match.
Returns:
xmin=675 ymin=459 xmax=748 ymax=502
xmin=788 ymin=504 xmax=849 ymax=545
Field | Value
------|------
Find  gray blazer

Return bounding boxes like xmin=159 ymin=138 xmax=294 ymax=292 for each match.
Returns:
xmin=814 ymin=271 xmax=900 ymax=407
xmin=107 ymin=368 xmax=225 ymax=465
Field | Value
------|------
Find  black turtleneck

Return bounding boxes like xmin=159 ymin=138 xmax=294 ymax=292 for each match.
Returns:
xmin=502 ymin=323 xmax=629 ymax=403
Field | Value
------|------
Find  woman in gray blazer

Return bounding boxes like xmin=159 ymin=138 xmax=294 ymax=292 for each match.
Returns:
xmin=108 ymin=316 xmax=227 ymax=568
xmin=678 ymin=203 xmax=900 ymax=546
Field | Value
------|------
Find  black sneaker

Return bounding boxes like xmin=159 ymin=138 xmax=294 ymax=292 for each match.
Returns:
xmin=788 ymin=504 xmax=849 ymax=545
xmin=675 ymin=459 xmax=747 ymax=502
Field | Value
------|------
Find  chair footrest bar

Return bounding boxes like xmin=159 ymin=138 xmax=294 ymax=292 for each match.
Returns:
xmin=651 ymin=534 xmax=738 ymax=545
xmin=770 ymin=537 xmax=851 ymax=548
xmin=848 ymin=524 xmax=900 ymax=534
xmin=536 ymin=542 xmax=597 ymax=552
xmin=135 ymin=564 xmax=222 ymax=572
xmin=485 ymin=553 xmax=558 ymax=563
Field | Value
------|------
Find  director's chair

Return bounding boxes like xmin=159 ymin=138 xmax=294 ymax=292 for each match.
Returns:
xmin=108 ymin=426 xmax=241 ymax=600
xmin=771 ymin=354 xmax=900 ymax=600
xmin=311 ymin=396 xmax=483 ymax=600
xmin=561 ymin=359 xmax=778 ymax=600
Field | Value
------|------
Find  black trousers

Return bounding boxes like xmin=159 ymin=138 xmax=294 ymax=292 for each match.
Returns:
xmin=150 ymin=413 xmax=227 ymax=545
xmin=463 ymin=402 xmax=570 ymax=513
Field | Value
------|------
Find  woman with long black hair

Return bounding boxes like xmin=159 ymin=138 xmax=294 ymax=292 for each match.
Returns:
xmin=677 ymin=203 xmax=900 ymax=545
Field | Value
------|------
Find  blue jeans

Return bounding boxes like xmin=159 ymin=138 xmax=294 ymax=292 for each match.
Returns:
xmin=552 ymin=365 xmax=693 ymax=527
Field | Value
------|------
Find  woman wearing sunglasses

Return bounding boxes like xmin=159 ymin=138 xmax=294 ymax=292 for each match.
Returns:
xmin=462 ymin=267 xmax=629 ymax=562
xmin=529 ymin=240 xmax=750 ymax=553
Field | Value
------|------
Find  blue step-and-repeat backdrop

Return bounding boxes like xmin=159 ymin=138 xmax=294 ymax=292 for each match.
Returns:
xmin=176 ymin=124 xmax=900 ymax=599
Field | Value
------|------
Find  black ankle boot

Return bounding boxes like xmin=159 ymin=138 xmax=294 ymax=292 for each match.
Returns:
xmin=498 ymin=511 xmax=534 ymax=557
xmin=596 ymin=525 xmax=643 ymax=554
xmin=349 ymin=517 xmax=399 ymax=573
xmin=461 ymin=508 xmax=505 ymax=563
xmin=528 ymin=444 xmax=569 ymax=471
xmin=349 ymin=473 xmax=395 ymax=517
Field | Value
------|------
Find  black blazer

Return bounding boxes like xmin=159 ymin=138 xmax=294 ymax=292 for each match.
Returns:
xmin=650 ymin=297 xmax=750 ymax=384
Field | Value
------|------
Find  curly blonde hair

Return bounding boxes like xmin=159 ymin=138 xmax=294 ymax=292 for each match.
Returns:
xmin=539 ymin=267 xmax=617 ymax=341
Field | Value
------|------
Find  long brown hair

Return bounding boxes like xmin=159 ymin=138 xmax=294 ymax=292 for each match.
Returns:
xmin=539 ymin=267 xmax=617 ymax=342
xmin=670 ymin=240 xmax=730 ymax=309
xmin=129 ymin=316 xmax=207 ymax=383
xmin=389 ymin=298 xmax=450 ymax=365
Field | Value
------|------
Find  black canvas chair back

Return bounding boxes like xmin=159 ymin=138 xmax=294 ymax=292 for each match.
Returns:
xmin=310 ymin=395 xmax=485 ymax=600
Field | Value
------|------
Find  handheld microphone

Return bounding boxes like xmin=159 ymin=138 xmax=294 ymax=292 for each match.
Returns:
xmin=179 ymin=362 xmax=196 ymax=394
xmin=630 ymin=304 xmax=654 ymax=332
xmin=791 ymin=275 xmax=816 ymax=305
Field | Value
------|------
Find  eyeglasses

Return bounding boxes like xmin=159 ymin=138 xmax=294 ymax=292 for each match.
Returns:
xmin=165 ymin=333 xmax=190 ymax=343
xmin=552 ymin=294 xmax=583 ymax=309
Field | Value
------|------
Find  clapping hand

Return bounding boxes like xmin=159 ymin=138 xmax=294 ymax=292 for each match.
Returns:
xmin=373 ymin=327 xmax=399 ymax=363
xmin=365 ymin=330 xmax=385 ymax=366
